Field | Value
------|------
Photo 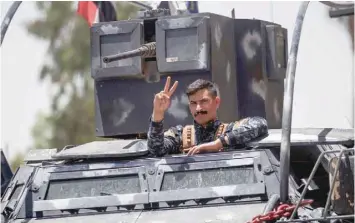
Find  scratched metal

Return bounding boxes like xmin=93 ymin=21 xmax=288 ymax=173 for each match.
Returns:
xmin=11 ymin=203 xmax=266 ymax=223
xmin=51 ymin=139 xmax=148 ymax=159
xmin=48 ymin=150 xmax=262 ymax=173
xmin=11 ymin=211 xmax=143 ymax=223
xmin=158 ymin=166 xmax=257 ymax=191
xmin=24 ymin=149 xmax=58 ymax=162
xmin=91 ymin=20 xmax=145 ymax=80
xmin=136 ymin=203 xmax=266 ymax=223
xmin=47 ymin=150 xmax=260 ymax=172
xmin=233 ymin=19 xmax=287 ymax=129
xmin=155 ymin=15 xmax=211 ymax=72
xmin=249 ymin=128 xmax=354 ymax=147
xmin=24 ymin=128 xmax=353 ymax=162
xmin=33 ymin=193 xmax=149 ymax=212
xmin=45 ymin=175 xmax=141 ymax=200
xmin=95 ymin=73 xmax=203 ymax=137
xmin=149 ymin=183 xmax=265 ymax=203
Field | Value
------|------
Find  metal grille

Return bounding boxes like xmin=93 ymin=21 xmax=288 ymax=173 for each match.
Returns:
xmin=161 ymin=166 xmax=256 ymax=190
xmin=45 ymin=174 xmax=141 ymax=200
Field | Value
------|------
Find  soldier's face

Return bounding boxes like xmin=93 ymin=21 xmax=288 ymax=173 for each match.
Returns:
xmin=188 ymin=89 xmax=220 ymax=125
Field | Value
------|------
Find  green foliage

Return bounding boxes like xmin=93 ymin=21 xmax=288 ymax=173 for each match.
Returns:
xmin=10 ymin=152 xmax=25 ymax=172
xmin=27 ymin=1 xmax=139 ymax=150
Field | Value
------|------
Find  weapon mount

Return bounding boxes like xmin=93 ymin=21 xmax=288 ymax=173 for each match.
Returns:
xmin=103 ymin=42 xmax=157 ymax=63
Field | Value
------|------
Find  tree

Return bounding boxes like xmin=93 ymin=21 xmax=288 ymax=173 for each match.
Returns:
xmin=10 ymin=152 xmax=25 ymax=172
xmin=27 ymin=2 xmax=139 ymax=150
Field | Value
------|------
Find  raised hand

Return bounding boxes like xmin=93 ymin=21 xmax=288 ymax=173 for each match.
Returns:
xmin=152 ymin=76 xmax=178 ymax=122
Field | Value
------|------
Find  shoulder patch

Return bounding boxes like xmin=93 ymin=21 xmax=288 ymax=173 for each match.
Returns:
xmin=233 ymin=118 xmax=249 ymax=129
xmin=164 ymin=129 xmax=176 ymax=138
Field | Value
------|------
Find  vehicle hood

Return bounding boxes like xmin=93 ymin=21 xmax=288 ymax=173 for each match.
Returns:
xmin=12 ymin=202 xmax=266 ymax=223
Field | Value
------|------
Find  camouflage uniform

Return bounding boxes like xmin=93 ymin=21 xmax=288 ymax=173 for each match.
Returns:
xmin=147 ymin=116 xmax=268 ymax=157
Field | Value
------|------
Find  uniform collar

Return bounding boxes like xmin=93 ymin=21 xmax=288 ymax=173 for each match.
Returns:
xmin=193 ymin=118 xmax=221 ymax=132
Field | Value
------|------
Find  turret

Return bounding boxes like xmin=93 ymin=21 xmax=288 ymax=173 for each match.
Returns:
xmin=90 ymin=9 xmax=288 ymax=138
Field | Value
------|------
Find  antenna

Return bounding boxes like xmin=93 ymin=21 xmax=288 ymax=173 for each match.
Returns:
xmin=0 ymin=1 xmax=22 ymax=46
xmin=279 ymin=1 xmax=310 ymax=203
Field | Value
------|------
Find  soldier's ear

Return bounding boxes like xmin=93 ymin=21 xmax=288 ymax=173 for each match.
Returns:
xmin=215 ymin=96 xmax=221 ymax=108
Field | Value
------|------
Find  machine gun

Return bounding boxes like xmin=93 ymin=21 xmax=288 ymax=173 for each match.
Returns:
xmin=102 ymin=42 xmax=156 ymax=63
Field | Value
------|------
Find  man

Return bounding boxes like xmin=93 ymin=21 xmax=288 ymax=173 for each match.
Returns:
xmin=147 ymin=77 xmax=268 ymax=157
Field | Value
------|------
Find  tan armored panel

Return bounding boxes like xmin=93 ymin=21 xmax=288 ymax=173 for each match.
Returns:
xmin=328 ymin=155 xmax=354 ymax=215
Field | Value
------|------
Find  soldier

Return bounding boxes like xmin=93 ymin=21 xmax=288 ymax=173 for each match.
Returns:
xmin=147 ymin=77 xmax=268 ymax=157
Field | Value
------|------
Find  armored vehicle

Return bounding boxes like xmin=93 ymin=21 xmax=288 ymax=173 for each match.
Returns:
xmin=1 ymin=1 xmax=354 ymax=223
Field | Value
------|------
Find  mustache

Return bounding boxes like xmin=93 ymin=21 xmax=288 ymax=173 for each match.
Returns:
xmin=194 ymin=110 xmax=208 ymax=117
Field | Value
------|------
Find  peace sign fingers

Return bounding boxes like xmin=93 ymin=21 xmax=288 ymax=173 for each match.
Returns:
xmin=163 ymin=76 xmax=171 ymax=93
xmin=153 ymin=76 xmax=179 ymax=116
xmin=163 ymin=76 xmax=178 ymax=96
xmin=169 ymin=80 xmax=178 ymax=96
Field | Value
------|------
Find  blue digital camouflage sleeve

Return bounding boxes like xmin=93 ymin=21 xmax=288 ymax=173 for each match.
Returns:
xmin=147 ymin=117 xmax=183 ymax=157
xmin=223 ymin=116 xmax=268 ymax=147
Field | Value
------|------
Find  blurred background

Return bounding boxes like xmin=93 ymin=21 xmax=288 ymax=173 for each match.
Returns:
xmin=0 ymin=1 xmax=353 ymax=170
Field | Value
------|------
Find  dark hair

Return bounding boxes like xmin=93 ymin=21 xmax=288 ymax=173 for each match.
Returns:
xmin=185 ymin=79 xmax=219 ymax=98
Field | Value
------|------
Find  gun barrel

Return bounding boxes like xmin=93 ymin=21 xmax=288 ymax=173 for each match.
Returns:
xmin=103 ymin=42 xmax=156 ymax=63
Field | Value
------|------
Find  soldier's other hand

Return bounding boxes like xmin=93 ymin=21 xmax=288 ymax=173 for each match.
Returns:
xmin=186 ymin=145 xmax=207 ymax=156
xmin=153 ymin=76 xmax=178 ymax=114
xmin=186 ymin=141 xmax=221 ymax=156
